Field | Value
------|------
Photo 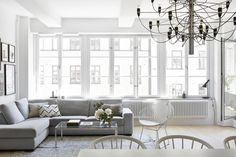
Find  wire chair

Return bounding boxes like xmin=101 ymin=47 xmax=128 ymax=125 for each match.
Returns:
xmin=224 ymin=136 xmax=236 ymax=149
xmin=90 ymin=135 xmax=147 ymax=149
xmin=157 ymin=135 xmax=213 ymax=149
xmin=139 ymin=100 xmax=174 ymax=147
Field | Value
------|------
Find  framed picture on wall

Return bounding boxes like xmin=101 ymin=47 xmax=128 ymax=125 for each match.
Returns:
xmin=4 ymin=64 xmax=15 ymax=95
xmin=1 ymin=43 xmax=9 ymax=62
xmin=0 ymin=73 xmax=4 ymax=96
xmin=8 ymin=45 xmax=15 ymax=63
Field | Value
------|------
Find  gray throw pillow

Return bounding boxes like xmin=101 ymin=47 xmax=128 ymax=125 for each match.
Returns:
xmin=15 ymin=98 xmax=29 ymax=119
xmin=28 ymin=102 xmax=48 ymax=118
xmin=102 ymin=104 xmax=123 ymax=116
xmin=0 ymin=102 xmax=25 ymax=124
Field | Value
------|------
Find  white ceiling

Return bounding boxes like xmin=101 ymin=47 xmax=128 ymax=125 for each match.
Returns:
xmin=1 ymin=0 xmax=236 ymax=27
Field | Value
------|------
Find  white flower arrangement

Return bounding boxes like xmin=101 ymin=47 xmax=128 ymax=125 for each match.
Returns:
xmin=94 ymin=102 xmax=113 ymax=125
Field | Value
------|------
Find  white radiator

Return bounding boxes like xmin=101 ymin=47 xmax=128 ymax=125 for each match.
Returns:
xmin=170 ymin=100 xmax=209 ymax=118
xmin=123 ymin=100 xmax=209 ymax=119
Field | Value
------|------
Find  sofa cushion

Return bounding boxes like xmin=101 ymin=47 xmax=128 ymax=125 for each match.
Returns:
xmin=0 ymin=118 xmax=49 ymax=138
xmin=102 ymin=104 xmax=123 ymax=116
xmin=87 ymin=116 xmax=124 ymax=125
xmin=15 ymin=98 xmax=29 ymax=119
xmin=28 ymin=99 xmax=57 ymax=105
xmin=28 ymin=102 xmax=48 ymax=118
xmin=39 ymin=105 xmax=61 ymax=117
xmin=0 ymin=102 xmax=25 ymax=124
xmin=89 ymin=99 xmax=122 ymax=116
xmin=57 ymin=99 xmax=90 ymax=116
xmin=49 ymin=116 xmax=87 ymax=127
xmin=0 ymin=112 xmax=7 ymax=124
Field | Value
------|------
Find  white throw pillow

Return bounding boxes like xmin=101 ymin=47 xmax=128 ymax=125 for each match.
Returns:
xmin=39 ymin=105 xmax=61 ymax=117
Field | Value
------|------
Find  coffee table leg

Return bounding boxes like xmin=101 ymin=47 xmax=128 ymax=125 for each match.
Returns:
xmin=55 ymin=127 xmax=57 ymax=148
xmin=60 ymin=124 xmax=63 ymax=140
xmin=115 ymin=128 xmax=118 ymax=136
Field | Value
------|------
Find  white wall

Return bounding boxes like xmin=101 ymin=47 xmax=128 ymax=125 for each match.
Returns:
xmin=0 ymin=4 xmax=17 ymax=104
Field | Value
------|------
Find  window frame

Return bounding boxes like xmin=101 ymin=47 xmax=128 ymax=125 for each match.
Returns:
xmin=33 ymin=34 xmax=210 ymax=98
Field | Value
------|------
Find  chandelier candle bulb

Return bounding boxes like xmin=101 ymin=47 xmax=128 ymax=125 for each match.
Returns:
xmin=156 ymin=20 xmax=160 ymax=27
xmin=137 ymin=8 xmax=140 ymax=17
xmin=226 ymin=1 xmax=230 ymax=9
xmin=158 ymin=6 xmax=161 ymax=14
xmin=213 ymin=28 xmax=218 ymax=37
xmin=168 ymin=11 xmax=173 ymax=21
xmin=149 ymin=21 xmax=152 ymax=30
xmin=218 ymin=7 xmax=223 ymax=18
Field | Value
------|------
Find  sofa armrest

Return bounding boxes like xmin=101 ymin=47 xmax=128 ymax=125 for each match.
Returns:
xmin=122 ymin=108 xmax=134 ymax=135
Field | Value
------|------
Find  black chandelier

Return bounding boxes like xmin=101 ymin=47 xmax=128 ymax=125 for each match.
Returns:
xmin=137 ymin=0 xmax=236 ymax=54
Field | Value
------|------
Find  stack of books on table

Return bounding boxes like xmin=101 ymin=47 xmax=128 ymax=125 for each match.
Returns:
xmin=67 ymin=120 xmax=81 ymax=127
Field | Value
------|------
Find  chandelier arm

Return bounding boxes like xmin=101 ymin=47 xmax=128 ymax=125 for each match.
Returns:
xmin=198 ymin=3 xmax=226 ymax=12
xmin=196 ymin=5 xmax=222 ymax=21
xmin=194 ymin=2 xmax=225 ymax=13
xmin=217 ymin=27 xmax=236 ymax=41
xmin=218 ymin=12 xmax=236 ymax=29
xmin=150 ymin=32 xmax=172 ymax=43
xmin=197 ymin=0 xmax=228 ymax=5
xmin=174 ymin=2 xmax=185 ymax=28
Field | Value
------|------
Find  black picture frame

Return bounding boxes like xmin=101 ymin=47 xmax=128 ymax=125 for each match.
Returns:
xmin=4 ymin=64 xmax=15 ymax=95
xmin=0 ymin=73 xmax=4 ymax=96
xmin=8 ymin=45 xmax=15 ymax=63
xmin=1 ymin=42 xmax=9 ymax=62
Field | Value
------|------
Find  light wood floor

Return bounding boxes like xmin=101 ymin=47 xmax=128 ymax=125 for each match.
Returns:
xmin=132 ymin=125 xmax=236 ymax=148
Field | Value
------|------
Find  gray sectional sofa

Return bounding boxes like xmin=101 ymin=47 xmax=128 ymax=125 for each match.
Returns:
xmin=0 ymin=98 xmax=134 ymax=150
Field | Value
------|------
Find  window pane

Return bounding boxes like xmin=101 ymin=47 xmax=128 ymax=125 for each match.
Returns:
xmin=90 ymin=38 xmax=110 ymax=96
xmin=114 ymin=38 xmax=134 ymax=96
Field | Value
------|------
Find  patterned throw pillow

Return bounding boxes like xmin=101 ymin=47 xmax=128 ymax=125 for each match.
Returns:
xmin=39 ymin=105 xmax=61 ymax=118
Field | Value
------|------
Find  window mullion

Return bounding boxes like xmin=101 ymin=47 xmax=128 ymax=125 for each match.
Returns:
xmin=185 ymin=41 xmax=189 ymax=96
xmin=34 ymin=34 xmax=39 ymax=98
xmin=148 ymin=38 xmax=152 ymax=95
xmin=57 ymin=35 xmax=62 ymax=97
xmin=134 ymin=37 xmax=138 ymax=97
xmin=110 ymin=37 xmax=114 ymax=96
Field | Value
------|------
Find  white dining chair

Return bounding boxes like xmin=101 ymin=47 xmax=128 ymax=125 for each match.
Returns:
xmin=157 ymin=135 xmax=213 ymax=149
xmin=224 ymin=136 xmax=236 ymax=149
xmin=90 ymin=135 xmax=147 ymax=149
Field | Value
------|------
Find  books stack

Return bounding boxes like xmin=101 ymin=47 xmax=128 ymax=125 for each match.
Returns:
xmin=67 ymin=120 xmax=81 ymax=127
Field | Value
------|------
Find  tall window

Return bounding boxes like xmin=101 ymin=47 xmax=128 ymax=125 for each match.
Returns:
xmin=90 ymin=38 xmax=110 ymax=96
xmin=61 ymin=36 xmax=81 ymax=96
xmin=114 ymin=38 xmax=134 ymax=96
xmin=188 ymin=44 xmax=207 ymax=96
xmin=166 ymin=42 xmax=185 ymax=97
xmin=138 ymin=38 xmax=159 ymax=96
xmin=38 ymin=36 xmax=59 ymax=97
